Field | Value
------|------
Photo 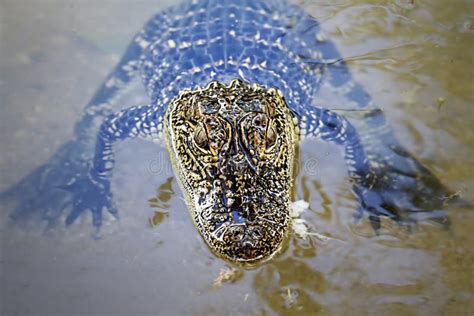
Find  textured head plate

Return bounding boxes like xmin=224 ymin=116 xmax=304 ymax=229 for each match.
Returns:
xmin=165 ymin=79 xmax=298 ymax=265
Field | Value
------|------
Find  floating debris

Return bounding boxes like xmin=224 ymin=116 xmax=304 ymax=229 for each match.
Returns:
xmin=290 ymin=200 xmax=333 ymax=241
xmin=291 ymin=200 xmax=310 ymax=217
xmin=436 ymin=97 xmax=446 ymax=111
xmin=212 ymin=267 xmax=243 ymax=288
xmin=282 ymin=287 xmax=298 ymax=308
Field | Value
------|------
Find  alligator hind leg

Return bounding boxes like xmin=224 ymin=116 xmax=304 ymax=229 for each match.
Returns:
xmin=288 ymin=11 xmax=459 ymax=228
xmin=301 ymin=106 xmax=453 ymax=231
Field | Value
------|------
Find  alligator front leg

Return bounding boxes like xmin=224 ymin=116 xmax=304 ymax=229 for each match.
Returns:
xmin=301 ymin=106 xmax=453 ymax=230
xmin=60 ymin=104 xmax=163 ymax=228
xmin=1 ymin=22 xmax=157 ymax=228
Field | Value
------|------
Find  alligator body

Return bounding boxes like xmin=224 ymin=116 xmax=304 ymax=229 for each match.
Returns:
xmin=3 ymin=0 xmax=453 ymax=264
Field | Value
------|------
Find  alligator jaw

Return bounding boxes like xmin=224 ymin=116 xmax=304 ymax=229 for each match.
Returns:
xmin=165 ymin=79 xmax=298 ymax=265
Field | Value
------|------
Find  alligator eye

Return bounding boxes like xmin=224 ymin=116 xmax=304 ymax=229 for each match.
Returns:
xmin=194 ymin=124 xmax=209 ymax=150
xmin=248 ymin=114 xmax=267 ymax=150
xmin=265 ymin=123 xmax=277 ymax=150
xmin=240 ymin=112 xmax=279 ymax=161
xmin=192 ymin=116 xmax=231 ymax=157
xmin=240 ymin=113 xmax=266 ymax=153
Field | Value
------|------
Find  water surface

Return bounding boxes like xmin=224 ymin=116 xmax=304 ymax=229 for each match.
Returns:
xmin=1 ymin=0 xmax=473 ymax=315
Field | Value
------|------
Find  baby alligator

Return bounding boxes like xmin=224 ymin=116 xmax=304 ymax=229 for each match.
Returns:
xmin=3 ymin=0 xmax=455 ymax=264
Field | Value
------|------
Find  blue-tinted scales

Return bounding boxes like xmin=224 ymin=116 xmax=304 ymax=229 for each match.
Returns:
xmin=2 ymin=0 xmax=457 ymax=241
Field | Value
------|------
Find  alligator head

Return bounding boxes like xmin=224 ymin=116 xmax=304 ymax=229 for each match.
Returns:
xmin=164 ymin=79 xmax=298 ymax=265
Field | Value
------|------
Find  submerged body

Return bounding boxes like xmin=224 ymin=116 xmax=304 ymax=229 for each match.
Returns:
xmin=2 ymin=0 xmax=454 ymax=264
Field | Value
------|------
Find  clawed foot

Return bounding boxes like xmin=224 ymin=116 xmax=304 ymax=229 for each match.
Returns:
xmin=1 ymin=142 xmax=117 ymax=229
xmin=58 ymin=175 xmax=117 ymax=228
xmin=354 ymin=186 xmax=450 ymax=232
xmin=352 ymin=161 xmax=460 ymax=231
xmin=5 ymin=173 xmax=117 ymax=229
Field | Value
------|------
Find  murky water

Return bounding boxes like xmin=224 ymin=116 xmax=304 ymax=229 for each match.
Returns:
xmin=1 ymin=0 xmax=473 ymax=315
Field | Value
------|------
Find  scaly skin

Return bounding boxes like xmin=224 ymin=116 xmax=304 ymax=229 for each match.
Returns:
xmin=2 ymin=0 xmax=457 ymax=263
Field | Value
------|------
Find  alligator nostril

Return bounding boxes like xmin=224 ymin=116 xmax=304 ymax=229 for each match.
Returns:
xmin=251 ymin=227 xmax=263 ymax=239
xmin=229 ymin=225 xmax=245 ymax=241
xmin=240 ymin=240 xmax=260 ymax=260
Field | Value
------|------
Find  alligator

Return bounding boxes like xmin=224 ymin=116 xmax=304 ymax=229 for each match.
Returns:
xmin=2 ymin=0 xmax=457 ymax=265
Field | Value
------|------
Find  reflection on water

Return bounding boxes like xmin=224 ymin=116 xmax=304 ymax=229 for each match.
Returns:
xmin=148 ymin=176 xmax=174 ymax=226
xmin=254 ymin=257 xmax=326 ymax=314
xmin=1 ymin=0 xmax=473 ymax=315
